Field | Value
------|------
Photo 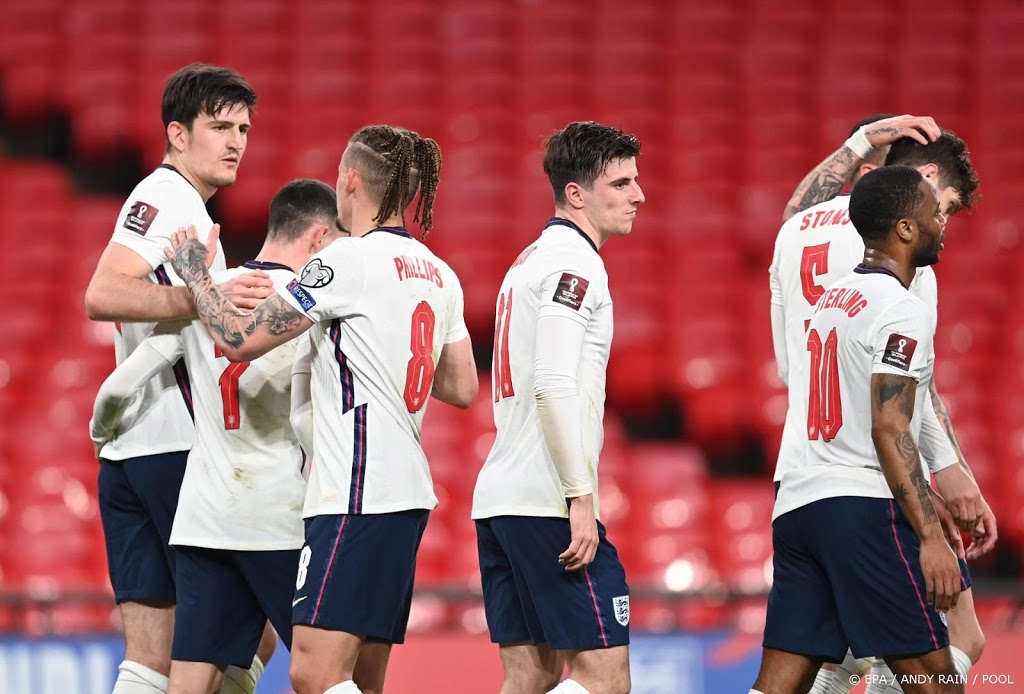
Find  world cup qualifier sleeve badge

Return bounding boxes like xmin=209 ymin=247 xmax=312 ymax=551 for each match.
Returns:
xmin=613 ymin=595 xmax=630 ymax=626
xmin=552 ymin=273 xmax=589 ymax=311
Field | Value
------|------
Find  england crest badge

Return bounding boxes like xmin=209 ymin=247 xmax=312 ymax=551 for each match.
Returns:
xmin=613 ymin=595 xmax=630 ymax=627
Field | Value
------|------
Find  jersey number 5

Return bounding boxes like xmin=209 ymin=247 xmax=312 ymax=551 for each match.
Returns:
xmin=806 ymin=327 xmax=843 ymax=441
xmin=492 ymin=289 xmax=514 ymax=402
xmin=214 ymin=346 xmax=252 ymax=430
xmin=404 ymin=301 xmax=436 ymax=413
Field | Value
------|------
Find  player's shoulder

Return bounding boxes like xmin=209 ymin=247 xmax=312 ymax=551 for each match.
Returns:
xmin=533 ymin=227 xmax=607 ymax=277
xmin=777 ymin=195 xmax=853 ymax=237
xmin=128 ymin=166 xmax=198 ymax=205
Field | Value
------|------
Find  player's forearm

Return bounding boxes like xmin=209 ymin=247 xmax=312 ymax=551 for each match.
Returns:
xmin=873 ymin=427 xmax=943 ymax=540
xmin=782 ymin=146 xmax=860 ymax=222
xmin=928 ymin=380 xmax=974 ymax=479
xmin=85 ymin=272 xmax=195 ymax=322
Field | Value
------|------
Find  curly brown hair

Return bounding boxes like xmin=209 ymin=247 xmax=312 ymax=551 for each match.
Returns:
xmin=885 ymin=129 xmax=980 ymax=212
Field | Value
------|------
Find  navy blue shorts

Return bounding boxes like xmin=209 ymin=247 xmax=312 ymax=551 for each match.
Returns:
xmin=172 ymin=545 xmax=300 ymax=667
xmin=98 ymin=453 xmax=187 ymax=604
xmin=291 ymin=511 xmax=428 ymax=644
xmin=764 ymin=497 xmax=950 ymax=662
xmin=476 ymin=516 xmax=630 ymax=651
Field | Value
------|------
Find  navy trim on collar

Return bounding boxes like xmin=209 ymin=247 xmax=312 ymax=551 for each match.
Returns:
xmin=854 ymin=263 xmax=909 ymax=290
xmin=367 ymin=226 xmax=413 ymax=239
xmin=243 ymin=260 xmax=294 ymax=272
xmin=544 ymin=217 xmax=598 ymax=254
xmin=157 ymin=164 xmax=199 ymax=193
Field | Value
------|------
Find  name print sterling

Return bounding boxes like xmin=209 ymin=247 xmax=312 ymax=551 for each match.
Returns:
xmin=394 ymin=255 xmax=444 ymax=287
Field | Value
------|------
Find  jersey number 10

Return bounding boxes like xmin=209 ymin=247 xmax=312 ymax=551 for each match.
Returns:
xmin=806 ymin=327 xmax=843 ymax=441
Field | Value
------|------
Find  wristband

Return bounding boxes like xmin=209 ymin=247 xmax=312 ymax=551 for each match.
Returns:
xmin=845 ymin=126 xmax=873 ymax=159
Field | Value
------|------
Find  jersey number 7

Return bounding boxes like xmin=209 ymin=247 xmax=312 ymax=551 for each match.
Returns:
xmin=806 ymin=327 xmax=843 ymax=441
xmin=214 ymin=346 xmax=252 ymax=430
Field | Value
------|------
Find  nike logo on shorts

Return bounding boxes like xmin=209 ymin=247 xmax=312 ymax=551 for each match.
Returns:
xmin=292 ymin=596 xmax=307 ymax=607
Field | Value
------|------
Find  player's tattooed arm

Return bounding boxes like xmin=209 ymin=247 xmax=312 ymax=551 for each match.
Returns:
xmin=781 ymin=115 xmax=940 ymax=222
xmin=167 ymin=227 xmax=311 ymax=362
xmin=928 ymin=379 xmax=974 ymax=478
xmin=872 ymin=373 xmax=942 ymax=536
xmin=782 ymin=146 xmax=859 ymax=222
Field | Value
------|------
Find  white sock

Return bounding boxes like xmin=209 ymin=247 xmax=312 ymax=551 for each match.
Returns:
xmin=950 ymin=645 xmax=972 ymax=680
xmin=112 ymin=661 xmax=169 ymax=694
xmin=749 ymin=690 xmax=767 ymax=694
xmin=865 ymin=659 xmax=902 ymax=694
xmin=324 ymin=682 xmax=363 ymax=694
xmin=548 ymin=680 xmax=589 ymax=693
xmin=220 ymin=655 xmax=264 ymax=694
xmin=808 ymin=668 xmax=833 ymax=693
xmin=830 ymin=651 xmax=874 ymax=693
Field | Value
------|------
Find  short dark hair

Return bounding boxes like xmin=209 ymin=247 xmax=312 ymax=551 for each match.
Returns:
xmin=849 ymin=165 xmax=929 ymax=241
xmin=161 ymin=63 xmax=257 ymax=150
xmin=543 ymin=121 xmax=641 ymax=205
xmin=884 ymin=129 xmax=980 ymax=211
xmin=267 ymin=179 xmax=338 ymax=242
xmin=344 ymin=125 xmax=443 ymax=234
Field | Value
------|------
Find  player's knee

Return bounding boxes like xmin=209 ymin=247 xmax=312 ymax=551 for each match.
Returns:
xmin=504 ymin=668 xmax=560 ymax=693
xmin=962 ymin=629 xmax=985 ymax=665
xmin=288 ymin=658 xmax=320 ymax=694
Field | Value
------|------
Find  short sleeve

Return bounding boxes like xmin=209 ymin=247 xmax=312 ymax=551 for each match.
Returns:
xmin=871 ymin=298 xmax=935 ymax=381
xmin=110 ymin=181 xmax=201 ymax=271
xmin=444 ymin=272 xmax=469 ymax=344
xmin=273 ymin=240 xmax=367 ymax=323
xmin=536 ymin=265 xmax=603 ymax=327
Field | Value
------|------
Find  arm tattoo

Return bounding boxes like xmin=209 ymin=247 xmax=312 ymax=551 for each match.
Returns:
xmin=170 ymin=238 xmax=306 ymax=349
xmin=876 ymin=374 xmax=915 ymax=417
xmin=928 ymin=381 xmax=974 ymax=477
xmin=891 ymin=431 xmax=938 ymax=524
xmin=783 ymin=146 xmax=859 ymax=220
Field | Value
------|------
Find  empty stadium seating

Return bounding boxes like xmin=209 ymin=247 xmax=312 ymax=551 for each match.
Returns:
xmin=0 ymin=0 xmax=1021 ymax=632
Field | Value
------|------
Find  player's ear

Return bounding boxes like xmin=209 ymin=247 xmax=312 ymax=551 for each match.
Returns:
xmin=309 ymin=224 xmax=330 ymax=252
xmin=918 ymin=163 xmax=940 ymax=184
xmin=166 ymin=121 xmax=188 ymax=153
xmin=563 ymin=182 xmax=586 ymax=210
xmin=895 ymin=217 xmax=916 ymax=243
xmin=345 ymin=168 xmax=359 ymax=195
xmin=859 ymin=163 xmax=877 ymax=179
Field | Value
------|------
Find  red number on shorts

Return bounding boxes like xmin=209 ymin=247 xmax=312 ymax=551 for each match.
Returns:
xmin=492 ymin=289 xmax=515 ymax=402
xmin=214 ymin=346 xmax=252 ymax=430
xmin=806 ymin=328 xmax=843 ymax=441
xmin=404 ymin=301 xmax=436 ymax=413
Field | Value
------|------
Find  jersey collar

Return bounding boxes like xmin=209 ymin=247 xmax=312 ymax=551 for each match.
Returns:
xmin=854 ymin=263 xmax=908 ymax=290
xmin=544 ymin=217 xmax=598 ymax=254
xmin=157 ymin=164 xmax=200 ymax=194
xmin=366 ymin=226 xmax=413 ymax=239
xmin=243 ymin=260 xmax=294 ymax=272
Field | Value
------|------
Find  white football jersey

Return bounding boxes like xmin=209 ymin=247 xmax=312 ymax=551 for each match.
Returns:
xmin=160 ymin=264 xmax=305 ymax=550
xmin=770 ymin=195 xmax=937 ymax=481
xmin=275 ymin=228 xmax=469 ymax=517
xmin=100 ymin=165 xmax=226 ymax=460
xmin=472 ymin=219 xmax=612 ymax=521
xmin=773 ymin=267 xmax=937 ymax=520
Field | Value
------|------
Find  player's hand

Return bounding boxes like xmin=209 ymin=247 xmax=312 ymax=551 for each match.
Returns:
xmin=864 ymin=114 xmax=941 ymax=147
xmin=967 ymin=500 xmax=998 ymax=560
xmin=164 ymin=224 xmax=219 ymax=277
xmin=929 ymin=486 xmax=966 ymax=560
xmin=919 ymin=533 xmax=961 ymax=612
xmin=560 ymin=494 xmax=599 ymax=572
xmin=220 ymin=271 xmax=273 ymax=310
xmin=933 ymin=465 xmax=984 ymax=533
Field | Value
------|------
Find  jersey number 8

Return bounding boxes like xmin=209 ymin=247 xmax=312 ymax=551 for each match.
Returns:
xmin=404 ymin=301 xmax=436 ymax=413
